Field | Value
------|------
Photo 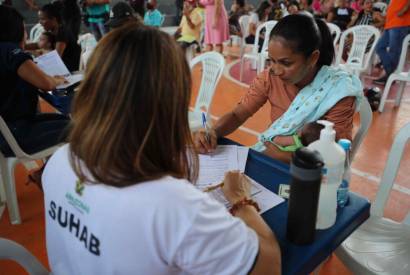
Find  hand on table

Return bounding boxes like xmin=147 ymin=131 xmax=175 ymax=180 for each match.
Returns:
xmin=53 ymin=75 xmax=68 ymax=86
xmin=222 ymin=171 xmax=251 ymax=204
xmin=193 ymin=128 xmax=217 ymax=154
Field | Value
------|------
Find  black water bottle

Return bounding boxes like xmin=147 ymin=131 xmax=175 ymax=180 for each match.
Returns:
xmin=286 ymin=147 xmax=324 ymax=245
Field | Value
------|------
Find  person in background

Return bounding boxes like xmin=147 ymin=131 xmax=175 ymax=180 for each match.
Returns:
xmin=374 ymin=0 xmax=410 ymax=84
xmin=327 ymin=0 xmax=355 ymax=30
xmin=84 ymin=0 xmax=110 ymax=40
xmin=26 ymin=2 xmax=81 ymax=72
xmin=348 ymin=0 xmax=384 ymax=28
xmin=268 ymin=0 xmax=283 ymax=20
xmin=129 ymin=0 xmax=145 ymax=17
xmin=42 ymin=22 xmax=281 ymax=275
xmin=175 ymin=0 xmax=203 ymax=52
xmin=287 ymin=1 xmax=300 ymax=15
xmin=228 ymin=0 xmax=253 ymax=36
xmin=144 ymin=0 xmax=164 ymax=27
xmin=0 ymin=6 xmax=69 ymax=180
xmin=57 ymin=0 xmax=82 ymax=43
xmin=245 ymin=1 xmax=272 ymax=52
xmin=351 ymin=0 xmax=364 ymax=13
xmin=35 ymin=31 xmax=56 ymax=56
xmin=200 ymin=0 xmax=230 ymax=53
xmin=194 ymin=14 xmax=363 ymax=163
xmin=107 ymin=1 xmax=142 ymax=29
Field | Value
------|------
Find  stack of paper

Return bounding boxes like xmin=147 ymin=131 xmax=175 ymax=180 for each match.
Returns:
xmin=197 ymin=145 xmax=284 ymax=214
xmin=34 ymin=50 xmax=83 ymax=89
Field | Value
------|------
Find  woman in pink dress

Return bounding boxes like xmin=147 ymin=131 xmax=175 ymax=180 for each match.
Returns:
xmin=200 ymin=0 xmax=229 ymax=53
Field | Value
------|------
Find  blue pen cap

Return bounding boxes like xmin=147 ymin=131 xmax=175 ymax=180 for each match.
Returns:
xmin=338 ymin=139 xmax=351 ymax=151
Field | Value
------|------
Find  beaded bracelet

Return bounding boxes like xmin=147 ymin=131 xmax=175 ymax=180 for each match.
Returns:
xmin=229 ymin=198 xmax=260 ymax=215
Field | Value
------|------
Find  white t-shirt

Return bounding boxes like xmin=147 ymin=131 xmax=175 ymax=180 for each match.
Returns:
xmin=43 ymin=145 xmax=259 ymax=275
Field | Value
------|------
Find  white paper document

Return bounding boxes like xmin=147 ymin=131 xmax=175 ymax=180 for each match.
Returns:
xmin=34 ymin=50 xmax=83 ymax=89
xmin=197 ymin=145 xmax=284 ymax=214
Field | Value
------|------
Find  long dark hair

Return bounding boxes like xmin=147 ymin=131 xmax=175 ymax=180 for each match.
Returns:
xmin=41 ymin=3 xmax=62 ymax=23
xmin=0 ymin=5 xmax=24 ymax=43
xmin=69 ymin=23 xmax=198 ymax=187
xmin=256 ymin=1 xmax=271 ymax=21
xmin=270 ymin=14 xmax=334 ymax=67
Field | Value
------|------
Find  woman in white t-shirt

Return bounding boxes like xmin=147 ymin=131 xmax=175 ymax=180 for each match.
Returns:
xmin=245 ymin=0 xmax=272 ymax=52
xmin=42 ymin=23 xmax=281 ymax=275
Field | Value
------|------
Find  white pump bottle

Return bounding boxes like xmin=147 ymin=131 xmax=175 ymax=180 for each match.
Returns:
xmin=308 ymin=120 xmax=345 ymax=229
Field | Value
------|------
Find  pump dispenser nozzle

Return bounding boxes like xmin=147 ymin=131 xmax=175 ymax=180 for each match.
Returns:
xmin=317 ymin=120 xmax=336 ymax=142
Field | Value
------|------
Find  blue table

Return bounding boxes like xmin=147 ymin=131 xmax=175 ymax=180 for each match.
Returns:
xmin=220 ymin=139 xmax=370 ymax=275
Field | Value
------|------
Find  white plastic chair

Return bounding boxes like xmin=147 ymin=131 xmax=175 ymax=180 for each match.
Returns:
xmin=238 ymin=15 xmax=251 ymax=57
xmin=336 ymin=122 xmax=410 ymax=275
xmin=378 ymin=34 xmax=410 ymax=113
xmin=327 ymin=22 xmax=341 ymax=47
xmin=189 ymin=52 xmax=225 ymax=131
xmin=29 ymin=23 xmax=44 ymax=43
xmin=258 ymin=21 xmax=278 ymax=73
xmin=78 ymin=33 xmax=97 ymax=71
xmin=335 ymin=25 xmax=380 ymax=77
xmin=240 ymin=20 xmax=277 ymax=81
xmin=373 ymin=2 xmax=387 ymax=16
xmin=0 ymin=238 xmax=50 ymax=275
xmin=0 ymin=116 xmax=61 ymax=224
xmin=351 ymin=99 xmax=372 ymax=161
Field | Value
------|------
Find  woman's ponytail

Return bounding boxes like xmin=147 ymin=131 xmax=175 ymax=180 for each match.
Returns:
xmin=315 ymin=19 xmax=334 ymax=66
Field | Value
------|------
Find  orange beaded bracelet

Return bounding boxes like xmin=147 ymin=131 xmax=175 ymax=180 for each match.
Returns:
xmin=229 ymin=198 xmax=260 ymax=215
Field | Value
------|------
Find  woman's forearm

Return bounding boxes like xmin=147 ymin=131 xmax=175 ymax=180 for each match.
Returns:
xmin=235 ymin=206 xmax=281 ymax=275
xmin=213 ymin=111 xmax=248 ymax=137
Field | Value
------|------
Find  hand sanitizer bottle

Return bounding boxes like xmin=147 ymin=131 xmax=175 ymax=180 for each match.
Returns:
xmin=308 ymin=120 xmax=345 ymax=229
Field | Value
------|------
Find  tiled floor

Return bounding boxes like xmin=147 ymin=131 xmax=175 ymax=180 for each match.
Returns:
xmin=1 ymin=51 xmax=409 ymax=274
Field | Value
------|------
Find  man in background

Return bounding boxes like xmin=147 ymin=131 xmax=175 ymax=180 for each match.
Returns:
xmin=374 ymin=0 xmax=410 ymax=84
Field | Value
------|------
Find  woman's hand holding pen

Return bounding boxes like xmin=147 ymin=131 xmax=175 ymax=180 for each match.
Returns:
xmin=193 ymin=127 xmax=217 ymax=154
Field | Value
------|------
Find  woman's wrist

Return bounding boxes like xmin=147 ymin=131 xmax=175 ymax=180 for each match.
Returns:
xmin=230 ymin=198 xmax=260 ymax=215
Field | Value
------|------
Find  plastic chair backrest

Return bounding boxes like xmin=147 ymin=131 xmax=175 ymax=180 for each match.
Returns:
xmin=395 ymin=34 xmax=410 ymax=74
xmin=0 ymin=116 xmax=30 ymax=159
xmin=373 ymin=2 xmax=387 ymax=15
xmin=252 ymin=20 xmax=277 ymax=54
xmin=371 ymin=122 xmax=410 ymax=221
xmin=190 ymin=52 xmax=225 ymax=114
xmin=327 ymin=22 xmax=341 ymax=46
xmin=259 ymin=20 xmax=277 ymax=53
xmin=0 ymin=238 xmax=50 ymax=275
xmin=335 ymin=25 xmax=380 ymax=72
xmin=351 ymin=99 xmax=372 ymax=161
xmin=239 ymin=15 xmax=251 ymax=39
xmin=77 ymin=33 xmax=97 ymax=52
xmin=29 ymin=23 xmax=44 ymax=43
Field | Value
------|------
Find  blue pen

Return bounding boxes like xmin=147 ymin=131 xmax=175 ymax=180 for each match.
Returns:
xmin=202 ymin=112 xmax=210 ymax=143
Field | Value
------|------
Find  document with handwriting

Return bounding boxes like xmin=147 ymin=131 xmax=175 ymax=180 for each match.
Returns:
xmin=197 ymin=145 xmax=284 ymax=213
